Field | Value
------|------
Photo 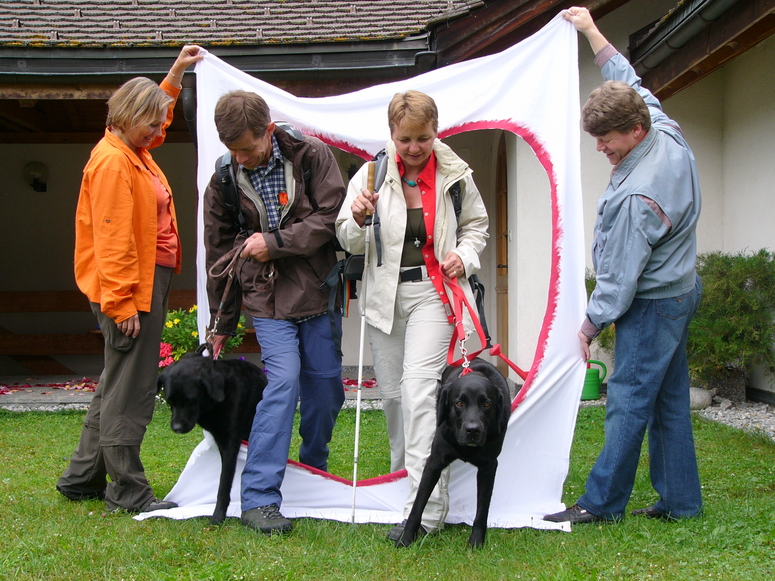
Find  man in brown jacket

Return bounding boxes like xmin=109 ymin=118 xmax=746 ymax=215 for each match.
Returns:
xmin=204 ymin=90 xmax=346 ymax=534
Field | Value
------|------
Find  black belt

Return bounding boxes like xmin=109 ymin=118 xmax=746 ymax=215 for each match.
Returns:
xmin=399 ymin=267 xmax=425 ymax=282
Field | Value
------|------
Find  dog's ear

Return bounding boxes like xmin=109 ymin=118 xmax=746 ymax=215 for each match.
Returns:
xmin=471 ymin=361 xmax=509 ymax=398
xmin=441 ymin=364 xmax=463 ymax=385
xmin=203 ymin=365 xmax=227 ymax=403
xmin=471 ymin=360 xmax=511 ymax=435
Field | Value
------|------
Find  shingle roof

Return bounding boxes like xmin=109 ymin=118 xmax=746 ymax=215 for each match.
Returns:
xmin=0 ymin=0 xmax=480 ymax=47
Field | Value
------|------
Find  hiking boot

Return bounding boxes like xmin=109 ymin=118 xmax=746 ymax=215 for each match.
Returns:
xmin=387 ymin=519 xmax=427 ymax=542
xmin=241 ymin=504 xmax=293 ymax=534
xmin=143 ymin=499 xmax=178 ymax=512
xmin=105 ymin=498 xmax=178 ymax=514
xmin=56 ymin=484 xmax=106 ymax=502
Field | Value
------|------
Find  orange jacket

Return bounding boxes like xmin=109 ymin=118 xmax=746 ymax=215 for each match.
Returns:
xmin=74 ymin=81 xmax=182 ymax=323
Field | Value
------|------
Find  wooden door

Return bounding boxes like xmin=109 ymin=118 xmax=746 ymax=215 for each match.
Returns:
xmin=495 ymin=133 xmax=509 ymax=376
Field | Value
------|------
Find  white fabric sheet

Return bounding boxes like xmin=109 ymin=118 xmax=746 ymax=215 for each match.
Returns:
xmin=137 ymin=12 xmax=586 ymax=531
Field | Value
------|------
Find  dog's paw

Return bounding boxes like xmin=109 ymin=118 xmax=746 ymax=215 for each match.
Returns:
xmin=467 ymin=530 xmax=486 ymax=548
xmin=209 ymin=512 xmax=227 ymax=526
xmin=394 ymin=532 xmax=414 ymax=548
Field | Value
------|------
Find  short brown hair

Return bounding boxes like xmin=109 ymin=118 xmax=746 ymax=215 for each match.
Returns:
xmin=106 ymin=77 xmax=172 ymax=131
xmin=387 ymin=90 xmax=439 ymax=134
xmin=582 ymin=80 xmax=651 ymax=136
xmin=214 ymin=90 xmax=271 ymax=145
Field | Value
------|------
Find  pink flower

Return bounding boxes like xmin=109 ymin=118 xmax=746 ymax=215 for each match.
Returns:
xmin=159 ymin=342 xmax=173 ymax=358
xmin=159 ymin=343 xmax=175 ymax=368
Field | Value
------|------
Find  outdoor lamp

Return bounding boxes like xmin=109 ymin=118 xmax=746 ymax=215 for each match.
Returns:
xmin=23 ymin=161 xmax=49 ymax=192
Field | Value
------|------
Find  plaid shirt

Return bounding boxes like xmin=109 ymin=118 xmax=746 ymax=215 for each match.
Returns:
xmin=243 ymin=135 xmax=286 ymax=231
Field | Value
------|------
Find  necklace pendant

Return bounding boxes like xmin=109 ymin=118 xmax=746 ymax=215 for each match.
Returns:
xmin=414 ymin=238 xmax=421 ymax=248
xmin=402 ymin=176 xmax=418 ymax=187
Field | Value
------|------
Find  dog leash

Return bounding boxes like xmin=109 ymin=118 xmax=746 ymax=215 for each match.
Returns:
xmin=444 ymin=275 xmax=528 ymax=380
xmin=206 ymin=240 xmax=250 ymax=359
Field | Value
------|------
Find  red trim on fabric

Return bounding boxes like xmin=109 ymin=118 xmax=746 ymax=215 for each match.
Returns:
xmin=313 ymin=119 xmax=562 ymax=416
xmin=286 ymin=459 xmax=408 ymax=487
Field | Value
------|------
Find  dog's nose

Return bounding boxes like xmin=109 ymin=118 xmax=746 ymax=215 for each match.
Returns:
xmin=465 ymin=425 xmax=482 ymax=437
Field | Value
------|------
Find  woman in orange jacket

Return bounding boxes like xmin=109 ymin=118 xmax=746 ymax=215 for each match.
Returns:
xmin=57 ymin=45 xmax=203 ymax=514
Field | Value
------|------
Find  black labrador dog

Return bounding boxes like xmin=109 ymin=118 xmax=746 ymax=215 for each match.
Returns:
xmin=397 ymin=358 xmax=511 ymax=548
xmin=157 ymin=353 xmax=267 ymax=524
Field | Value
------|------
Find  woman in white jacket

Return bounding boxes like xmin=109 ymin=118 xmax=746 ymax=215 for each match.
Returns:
xmin=336 ymin=90 xmax=488 ymax=539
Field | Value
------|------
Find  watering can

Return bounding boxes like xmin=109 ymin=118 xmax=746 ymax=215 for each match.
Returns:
xmin=581 ymin=360 xmax=607 ymax=401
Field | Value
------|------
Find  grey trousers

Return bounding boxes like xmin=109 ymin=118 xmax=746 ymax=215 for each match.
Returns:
xmin=57 ymin=266 xmax=172 ymax=512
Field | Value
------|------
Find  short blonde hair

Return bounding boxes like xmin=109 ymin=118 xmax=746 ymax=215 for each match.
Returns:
xmin=106 ymin=77 xmax=173 ymax=131
xmin=388 ymin=90 xmax=438 ymax=134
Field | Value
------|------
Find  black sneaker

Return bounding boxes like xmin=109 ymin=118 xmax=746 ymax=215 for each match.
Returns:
xmin=241 ymin=504 xmax=293 ymax=534
xmin=631 ymin=505 xmax=676 ymax=520
xmin=544 ymin=503 xmax=606 ymax=524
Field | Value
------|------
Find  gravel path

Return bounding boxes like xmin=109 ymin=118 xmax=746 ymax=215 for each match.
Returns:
xmin=581 ymin=395 xmax=775 ymax=443
xmin=697 ymin=398 xmax=775 ymax=443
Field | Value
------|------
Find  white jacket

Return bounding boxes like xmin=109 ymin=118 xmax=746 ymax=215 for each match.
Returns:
xmin=336 ymin=138 xmax=489 ymax=334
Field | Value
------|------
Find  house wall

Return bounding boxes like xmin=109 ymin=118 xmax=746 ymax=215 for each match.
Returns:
xmin=3 ymin=0 xmax=774 ymax=392
xmin=720 ymin=33 xmax=775 ymax=253
xmin=0 ymin=142 xmax=199 ymax=374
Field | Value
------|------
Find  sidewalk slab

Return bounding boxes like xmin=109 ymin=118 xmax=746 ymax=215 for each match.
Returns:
xmin=0 ymin=376 xmax=96 ymax=411
xmin=1 ymin=367 xmax=382 ymax=411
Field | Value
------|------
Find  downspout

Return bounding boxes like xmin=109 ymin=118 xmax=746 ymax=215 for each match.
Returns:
xmin=632 ymin=0 xmax=742 ymax=76
xmin=181 ymin=85 xmax=197 ymax=148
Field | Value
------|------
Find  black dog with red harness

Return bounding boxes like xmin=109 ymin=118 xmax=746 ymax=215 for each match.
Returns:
xmin=397 ymin=357 xmax=511 ymax=548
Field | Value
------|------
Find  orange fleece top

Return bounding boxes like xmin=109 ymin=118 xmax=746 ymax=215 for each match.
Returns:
xmin=74 ymin=80 xmax=182 ymax=323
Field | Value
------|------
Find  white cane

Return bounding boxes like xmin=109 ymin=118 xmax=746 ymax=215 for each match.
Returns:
xmin=351 ymin=161 xmax=375 ymax=524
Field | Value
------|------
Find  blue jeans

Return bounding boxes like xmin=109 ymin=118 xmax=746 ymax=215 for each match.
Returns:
xmin=241 ymin=314 xmax=344 ymax=511
xmin=578 ymin=276 xmax=702 ymax=520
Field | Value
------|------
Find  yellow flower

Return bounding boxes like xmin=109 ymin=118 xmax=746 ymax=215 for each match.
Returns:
xmin=237 ymin=323 xmax=244 ymax=328
xmin=165 ymin=321 xmax=173 ymax=328
xmin=189 ymin=305 xmax=197 ymax=313
xmin=192 ymin=331 xmax=198 ymax=338
xmin=173 ymin=318 xmax=180 ymax=324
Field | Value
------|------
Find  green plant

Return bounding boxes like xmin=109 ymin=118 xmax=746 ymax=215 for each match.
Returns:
xmin=161 ymin=305 xmax=246 ymax=362
xmin=688 ymin=249 xmax=775 ymax=384
xmin=584 ymin=268 xmax=616 ymax=357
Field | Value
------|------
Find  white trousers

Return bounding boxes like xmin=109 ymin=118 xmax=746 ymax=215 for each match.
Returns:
xmin=368 ymin=279 xmax=453 ymax=531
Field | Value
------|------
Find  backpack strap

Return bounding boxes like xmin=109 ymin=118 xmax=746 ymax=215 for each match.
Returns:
xmin=216 ymin=151 xmax=254 ymax=237
xmin=276 ymin=122 xmax=313 ymax=193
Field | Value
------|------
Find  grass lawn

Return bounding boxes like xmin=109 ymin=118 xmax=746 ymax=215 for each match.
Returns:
xmin=1 ymin=404 xmax=774 ymax=580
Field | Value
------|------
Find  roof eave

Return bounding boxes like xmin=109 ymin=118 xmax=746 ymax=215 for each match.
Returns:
xmin=0 ymin=34 xmax=432 ymax=84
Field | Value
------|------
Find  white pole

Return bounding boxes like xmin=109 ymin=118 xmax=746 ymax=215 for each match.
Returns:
xmin=351 ymin=162 xmax=375 ymax=524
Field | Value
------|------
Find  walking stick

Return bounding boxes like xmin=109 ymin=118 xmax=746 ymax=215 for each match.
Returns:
xmin=351 ymin=161 xmax=376 ymax=523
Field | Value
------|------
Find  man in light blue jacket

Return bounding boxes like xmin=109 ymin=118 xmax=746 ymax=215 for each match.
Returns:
xmin=546 ymin=7 xmax=703 ymax=524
